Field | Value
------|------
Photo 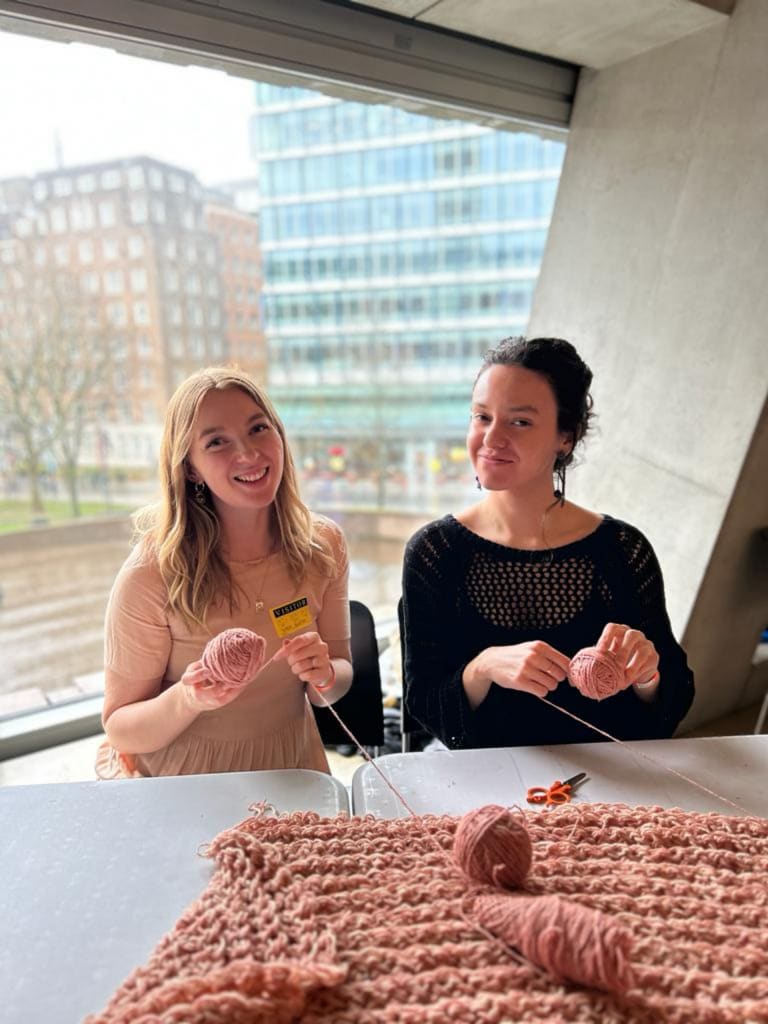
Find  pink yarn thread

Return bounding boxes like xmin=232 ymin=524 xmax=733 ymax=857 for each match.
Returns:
xmin=453 ymin=805 xmax=532 ymax=889
xmin=201 ymin=628 xmax=266 ymax=689
xmin=475 ymin=892 xmax=635 ymax=994
xmin=568 ymin=646 xmax=625 ymax=700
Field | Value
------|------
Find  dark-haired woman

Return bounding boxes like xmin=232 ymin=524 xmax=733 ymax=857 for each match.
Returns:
xmin=401 ymin=337 xmax=694 ymax=749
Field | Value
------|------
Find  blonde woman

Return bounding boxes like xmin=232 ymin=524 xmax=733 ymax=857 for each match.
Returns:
xmin=97 ymin=367 xmax=352 ymax=778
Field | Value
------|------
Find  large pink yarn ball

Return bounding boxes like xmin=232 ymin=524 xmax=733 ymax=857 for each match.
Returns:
xmin=201 ymin=628 xmax=266 ymax=688
xmin=453 ymin=805 xmax=533 ymax=889
xmin=569 ymin=646 xmax=625 ymax=701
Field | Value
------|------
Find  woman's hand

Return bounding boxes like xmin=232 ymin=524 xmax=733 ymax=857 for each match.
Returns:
xmin=595 ymin=622 xmax=659 ymax=693
xmin=465 ymin=641 xmax=571 ymax=706
xmin=177 ymin=659 xmax=252 ymax=711
xmin=273 ymin=631 xmax=333 ymax=689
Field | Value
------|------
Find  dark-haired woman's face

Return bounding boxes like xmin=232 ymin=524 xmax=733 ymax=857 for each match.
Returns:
xmin=468 ymin=365 xmax=569 ymax=495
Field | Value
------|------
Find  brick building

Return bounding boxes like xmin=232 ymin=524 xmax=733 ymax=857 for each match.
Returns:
xmin=0 ymin=156 xmax=265 ymax=467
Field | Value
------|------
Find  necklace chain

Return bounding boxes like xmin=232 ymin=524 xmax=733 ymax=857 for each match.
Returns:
xmin=227 ymin=549 xmax=273 ymax=613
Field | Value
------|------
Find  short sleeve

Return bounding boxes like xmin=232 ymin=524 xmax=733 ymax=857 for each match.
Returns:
xmin=312 ymin=516 xmax=352 ymax=662
xmin=104 ymin=548 xmax=172 ymax=683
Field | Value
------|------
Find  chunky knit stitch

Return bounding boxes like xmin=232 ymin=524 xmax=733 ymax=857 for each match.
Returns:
xmin=86 ymin=804 xmax=768 ymax=1023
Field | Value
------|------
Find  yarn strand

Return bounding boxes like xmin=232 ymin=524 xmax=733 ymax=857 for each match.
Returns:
xmin=320 ymin=685 xmax=750 ymax=819
xmin=538 ymin=696 xmax=750 ymax=815
xmin=317 ymin=666 xmax=752 ymax=819
xmin=313 ymin=689 xmax=422 ymax=818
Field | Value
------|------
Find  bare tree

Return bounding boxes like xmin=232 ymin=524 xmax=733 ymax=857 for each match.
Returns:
xmin=0 ymin=261 xmax=51 ymax=514
xmin=0 ymin=240 xmax=110 ymax=518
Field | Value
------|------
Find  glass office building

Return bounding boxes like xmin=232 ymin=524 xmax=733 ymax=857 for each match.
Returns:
xmin=251 ymin=84 xmax=565 ymax=506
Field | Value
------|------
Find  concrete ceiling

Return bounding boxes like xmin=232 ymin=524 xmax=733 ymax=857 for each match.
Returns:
xmin=347 ymin=0 xmax=735 ymax=69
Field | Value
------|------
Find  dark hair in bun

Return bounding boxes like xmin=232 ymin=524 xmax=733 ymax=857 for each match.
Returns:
xmin=476 ymin=336 xmax=594 ymax=465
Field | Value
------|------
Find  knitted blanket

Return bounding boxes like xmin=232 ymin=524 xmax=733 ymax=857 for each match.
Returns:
xmin=85 ymin=804 xmax=768 ymax=1023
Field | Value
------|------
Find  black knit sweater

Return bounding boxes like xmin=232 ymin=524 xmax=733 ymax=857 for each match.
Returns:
xmin=401 ymin=514 xmax=695 ymax=748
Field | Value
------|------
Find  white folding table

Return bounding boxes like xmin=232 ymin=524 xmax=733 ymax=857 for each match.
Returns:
xmin=351 ymin=734 xmax=768 ymax=818
xmin=0 ymin=769 xmax=348 ymax=1023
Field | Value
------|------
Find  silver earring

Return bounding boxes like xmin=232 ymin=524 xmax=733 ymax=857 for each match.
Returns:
xmin=475 ymin=475 xmax=482 ymax=491
xmin=193 ymin=480 xmax=207 ymax=506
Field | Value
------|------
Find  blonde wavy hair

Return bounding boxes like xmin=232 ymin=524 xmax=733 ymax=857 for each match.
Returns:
xmin=135 ymin=367 xmax=335 ymax=628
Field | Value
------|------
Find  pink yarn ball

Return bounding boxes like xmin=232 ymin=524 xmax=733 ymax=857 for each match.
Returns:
xmin=475 ymin=892 xmax=635 ymax=994
xmin=201 ymin=628 xmax=266 ymax=689
xmin=453 ymin=805 xmax=533 ymax=889
xmin=569 ymin=646 xmax=625 ymax=701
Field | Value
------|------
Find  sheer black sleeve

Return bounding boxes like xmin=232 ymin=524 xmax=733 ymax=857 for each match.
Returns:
xmin=401 ymin=520 xmax=477 ymax=747
xmin=608 ymin=522 xmax=695 ymax=737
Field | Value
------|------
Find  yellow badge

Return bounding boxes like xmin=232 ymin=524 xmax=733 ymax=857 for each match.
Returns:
xmin=269 ymin=597 xmax=312 ymax=638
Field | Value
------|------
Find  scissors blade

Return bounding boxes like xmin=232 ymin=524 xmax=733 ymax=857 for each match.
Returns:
xmin=562 ymin=772 xmax=587 ymax=790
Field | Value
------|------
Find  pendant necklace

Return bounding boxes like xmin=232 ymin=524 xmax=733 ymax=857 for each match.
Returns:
xmin=228 ymin=547 xmax=273 ymax=613
xmin=251 ymin=552 xmax=272 ymax=613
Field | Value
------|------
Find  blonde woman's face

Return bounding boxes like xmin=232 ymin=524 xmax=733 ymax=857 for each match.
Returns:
xmin=185 ymin=387 xmax=284 ymax=517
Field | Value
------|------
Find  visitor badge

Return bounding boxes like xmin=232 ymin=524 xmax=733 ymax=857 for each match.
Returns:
xmin=269 ymin=597 xmax=312 ymax=637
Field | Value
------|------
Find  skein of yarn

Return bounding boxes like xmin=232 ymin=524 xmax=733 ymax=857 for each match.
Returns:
xmin=453 ymin=805 xmax=533 ymax=889
xmin=475 ymin=892 xmax=635 ymax=994
xmin=568 ymin=646 xmax=625 ymax=701
xmin=201 ymin=628 xmax=266 ymax=689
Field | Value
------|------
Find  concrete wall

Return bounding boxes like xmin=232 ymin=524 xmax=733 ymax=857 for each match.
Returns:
xmin=529 ymin=0 xmax=768 ymax=728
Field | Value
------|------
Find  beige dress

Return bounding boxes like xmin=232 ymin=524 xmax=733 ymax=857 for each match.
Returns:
xmin=98 ymin=516 xmax=351 ymax=777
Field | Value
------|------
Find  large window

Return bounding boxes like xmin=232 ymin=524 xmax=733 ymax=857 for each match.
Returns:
xmin=0 ymin=17 xmax=567 ymax=746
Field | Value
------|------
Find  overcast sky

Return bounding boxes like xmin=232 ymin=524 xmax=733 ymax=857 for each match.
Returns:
xmin=0 ymin=29 xmax=257 ymax=186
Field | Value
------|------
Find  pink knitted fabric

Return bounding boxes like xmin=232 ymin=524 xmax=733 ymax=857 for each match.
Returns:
xmin=85 ymin=804 xmax=768 ymax=1023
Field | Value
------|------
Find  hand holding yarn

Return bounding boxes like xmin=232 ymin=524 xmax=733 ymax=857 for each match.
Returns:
xmin=181 ymin=628 xmax=266 ymax=710
xmin=180 ymin=659 xmax=255 ymax=712
xmin=478 ymin=641 xmax=571 ymax=699
xmin=569 ymin=623 xmax=659 ymax=701
xmin=273 ymin=631 xmax=334 ymax=690
xmin=597 ymin=622 xmax=659 ymax=688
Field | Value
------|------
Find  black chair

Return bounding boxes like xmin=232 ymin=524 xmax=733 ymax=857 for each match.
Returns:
xmin=313 ymin=599 xmax=384 ymax=756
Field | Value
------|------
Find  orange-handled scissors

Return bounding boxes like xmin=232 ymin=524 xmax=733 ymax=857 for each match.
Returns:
xmin=526 ymin=772 xmax=587 ymax=806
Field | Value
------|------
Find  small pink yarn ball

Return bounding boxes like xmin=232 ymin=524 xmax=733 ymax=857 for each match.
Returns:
xmin=201 ymin=628 xmax=266 ymax=688
xmin=569 ymin=646 xmax=625 ymax=701
xmin=453 ymin=804 xmax=533 ymax=889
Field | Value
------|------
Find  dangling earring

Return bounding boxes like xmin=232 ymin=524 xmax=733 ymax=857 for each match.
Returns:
xmin=553 ymin=453 xmax=566 ymax=506
xmin=193 ymin=480 xmax=207 ymax=506
xmin=475 ymin=475 xmax=482 ymax=491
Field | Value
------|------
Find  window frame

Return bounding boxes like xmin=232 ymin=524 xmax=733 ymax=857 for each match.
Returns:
xmin=0 ymin=0 xmax=572 ymax=761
